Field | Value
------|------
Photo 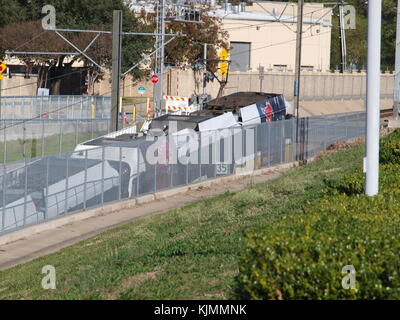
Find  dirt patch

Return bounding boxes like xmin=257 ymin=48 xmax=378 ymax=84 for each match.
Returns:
xmin=316 ymin=128 xmax=395 ymax=159
xmin=218 ymin=269 xmax=239 ymax=277
xmin=106 ymin=270 xmax=162 ymax=300
xmin=322 ymin=167 xmax=341 ymax=173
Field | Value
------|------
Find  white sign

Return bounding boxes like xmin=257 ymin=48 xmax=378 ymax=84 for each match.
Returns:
xmin=137 ymin=86 xmax=146 ymax=96
xmin=37 ymin=88 xmax=50 ymax=97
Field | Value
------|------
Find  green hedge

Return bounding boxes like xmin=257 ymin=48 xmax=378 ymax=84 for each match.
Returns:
xmin=325 ymin=164 xmax=400 ymax=197
xmin=380 ymin=129 xmax=400 ymax=164
xmin=237 ymin=129 xmax=400 ymax=299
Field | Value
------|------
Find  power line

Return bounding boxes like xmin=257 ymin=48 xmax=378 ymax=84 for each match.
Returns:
xmin=223 ymin=4 xmax=334 ymax=32
xmin=0 ymin=28 xmax=333 ymax=132
xmin=229 ymin=29 xmax=331 ymax=58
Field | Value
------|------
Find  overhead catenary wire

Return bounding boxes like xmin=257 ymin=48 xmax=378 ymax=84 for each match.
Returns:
xmin=0 ymin=2 xmax=339 ymax=131
xmin=1 ymin=3 xmax=337 ymax=94
xmin=223 ymin=4 xmax=335 ymax=32
xmin=229 ymin=29 xmax=331 ymax=58
xmin=0 ymin=26 xmax=334 ymax=133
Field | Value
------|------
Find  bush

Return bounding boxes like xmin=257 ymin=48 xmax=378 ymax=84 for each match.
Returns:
xmin=325 ymin=164 xmax=400 ymax=197
xmin=380 ymin=129 xmax=400 ymax=164
xmin=237 ymin=130 xmax=400 ymax=299
xmin=238 ymin=194 xmax=400 ymax=299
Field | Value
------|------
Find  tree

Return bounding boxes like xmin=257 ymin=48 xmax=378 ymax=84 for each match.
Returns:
xmin=313 ymin=0 xmax=396 ymax=71
xmin=272 ymin=0 xmax=397 ymax=71
xmin=139 ymin=10 xmax=228 ymax=93
xmin=0 ymin=0 xmax=154 ymax=94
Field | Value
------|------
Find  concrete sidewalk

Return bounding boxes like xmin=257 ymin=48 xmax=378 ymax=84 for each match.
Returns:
xmin=0 ymin=163 xmax=294 ymax=271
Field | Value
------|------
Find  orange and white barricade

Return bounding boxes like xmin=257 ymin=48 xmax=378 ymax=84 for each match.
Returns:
xmin=164 ymin=96 xmax=196 ymax=114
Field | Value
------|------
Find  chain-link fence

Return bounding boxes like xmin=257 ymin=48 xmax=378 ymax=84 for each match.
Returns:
xmin=0 ymin=119 xmax=111 ymax=163
xmin=0 ymin=111 xmax=366 ymax=236
xmin=0 ymin=95 xmax=111 ymax=120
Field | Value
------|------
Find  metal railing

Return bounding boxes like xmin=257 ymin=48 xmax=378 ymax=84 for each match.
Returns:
xmin=0 ymin=111 xmax=366 ymax=236
xmin=0 ymin=95 xmax=111 ymax=120
xmin=0 ymin=119 xmax=112 ymax=163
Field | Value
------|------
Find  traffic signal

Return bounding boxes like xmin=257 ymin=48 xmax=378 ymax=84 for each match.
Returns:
xmin=0 ymin=60 xmax=7 ymax=80
xmin=219 ymin=48 xmax=229 ymax=77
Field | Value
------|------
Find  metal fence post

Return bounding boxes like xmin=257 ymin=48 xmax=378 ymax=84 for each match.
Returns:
xmin=199 ymin=133 xmax=202 ymax=178
xmin=41 ymin=119 xmax=45 ymax=157
xmin=154 ymin=163 xmax=157 ymax=193
xmin=101 ymin=146 xmax=105 ymax=205
xmin=292 ymin=119 xmax=296 ymax=162
xmin=80 ymin=97 xmax=83 ymax=120
xmin=23 ymin=122 xmax=26 ymax=159
xmin=59 ymin=119 xmax=63 ymax=154
xmin=232 ymin=128 xmax=235 ymax=173
xmin=186 ymin=153 xmax=189 ymax=185
xmin=254 ymin=125 xmax=258 ymax=168
xmin=2 ymin=164 xmax=6 ymax=232
xmin=268 ymin=124 xmax=271 ymax=167
xmin=119 ymin=146 xmax=122 ymax=200
xmin=45 ymin=156 xmax=49 ymax=220
xmin=91 ymin=118 xmax=94 ymax=139
xmin=57 ymin=96 xmax=60 ymax=119
xmin=23 ymin=156 xmax=28 ymax=227
xmin=3 ymin=123 xmax=7 ymax=164
xmin=84 ymin=150 xmax=88 ymax=210
xmin=75 ymin=119 xmax=79 ymax=147
xmin=64 ymin=155 xmax=69 ymax=215
xmin=280 ymin=122 xmax=284 ymax=164
xmin=170 ymin=137 xmax=174 ymax=187
xmin=136 ymin=145 xmax=140 ymax=197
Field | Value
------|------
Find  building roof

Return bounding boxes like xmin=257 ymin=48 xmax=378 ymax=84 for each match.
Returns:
xmin=208 ymin=8 xmax=331 ymax=27
xmin=128 ymin=1 xmax=332 ymax=27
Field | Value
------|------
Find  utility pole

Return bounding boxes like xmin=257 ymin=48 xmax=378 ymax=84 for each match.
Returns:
xmin=294 ymin=0 xmax=304 ymax=146
xmin=202 ymin=43 xmax=214 ymax=94
xmin=365 ymin=0 xmax=382 ymax=196
xmin=339 ymin=5 xmax=348 ymax=73
xmin=203 ymin=43 xmax=208 ymax=94
xmin=111 ymin=10 xmax=123 ymax=132
xmin=394 ymin=0 xmax=400 ymax=120
xmin=154 ymin=0 xmax=166 ymax=115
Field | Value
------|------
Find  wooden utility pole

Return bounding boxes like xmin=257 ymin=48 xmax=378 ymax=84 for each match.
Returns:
xmin=294 ymin=0 xmax=304 ymax=150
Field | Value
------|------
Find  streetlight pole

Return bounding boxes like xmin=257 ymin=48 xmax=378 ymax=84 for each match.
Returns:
xmin=394 ymin=0 xmax=400 ymax=120
xmin=365 ymin=0 xmax=382 ymax=196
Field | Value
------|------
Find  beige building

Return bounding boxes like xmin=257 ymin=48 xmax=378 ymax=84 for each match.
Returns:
xmin=211 ymin=1 xmax=333 ymax=72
